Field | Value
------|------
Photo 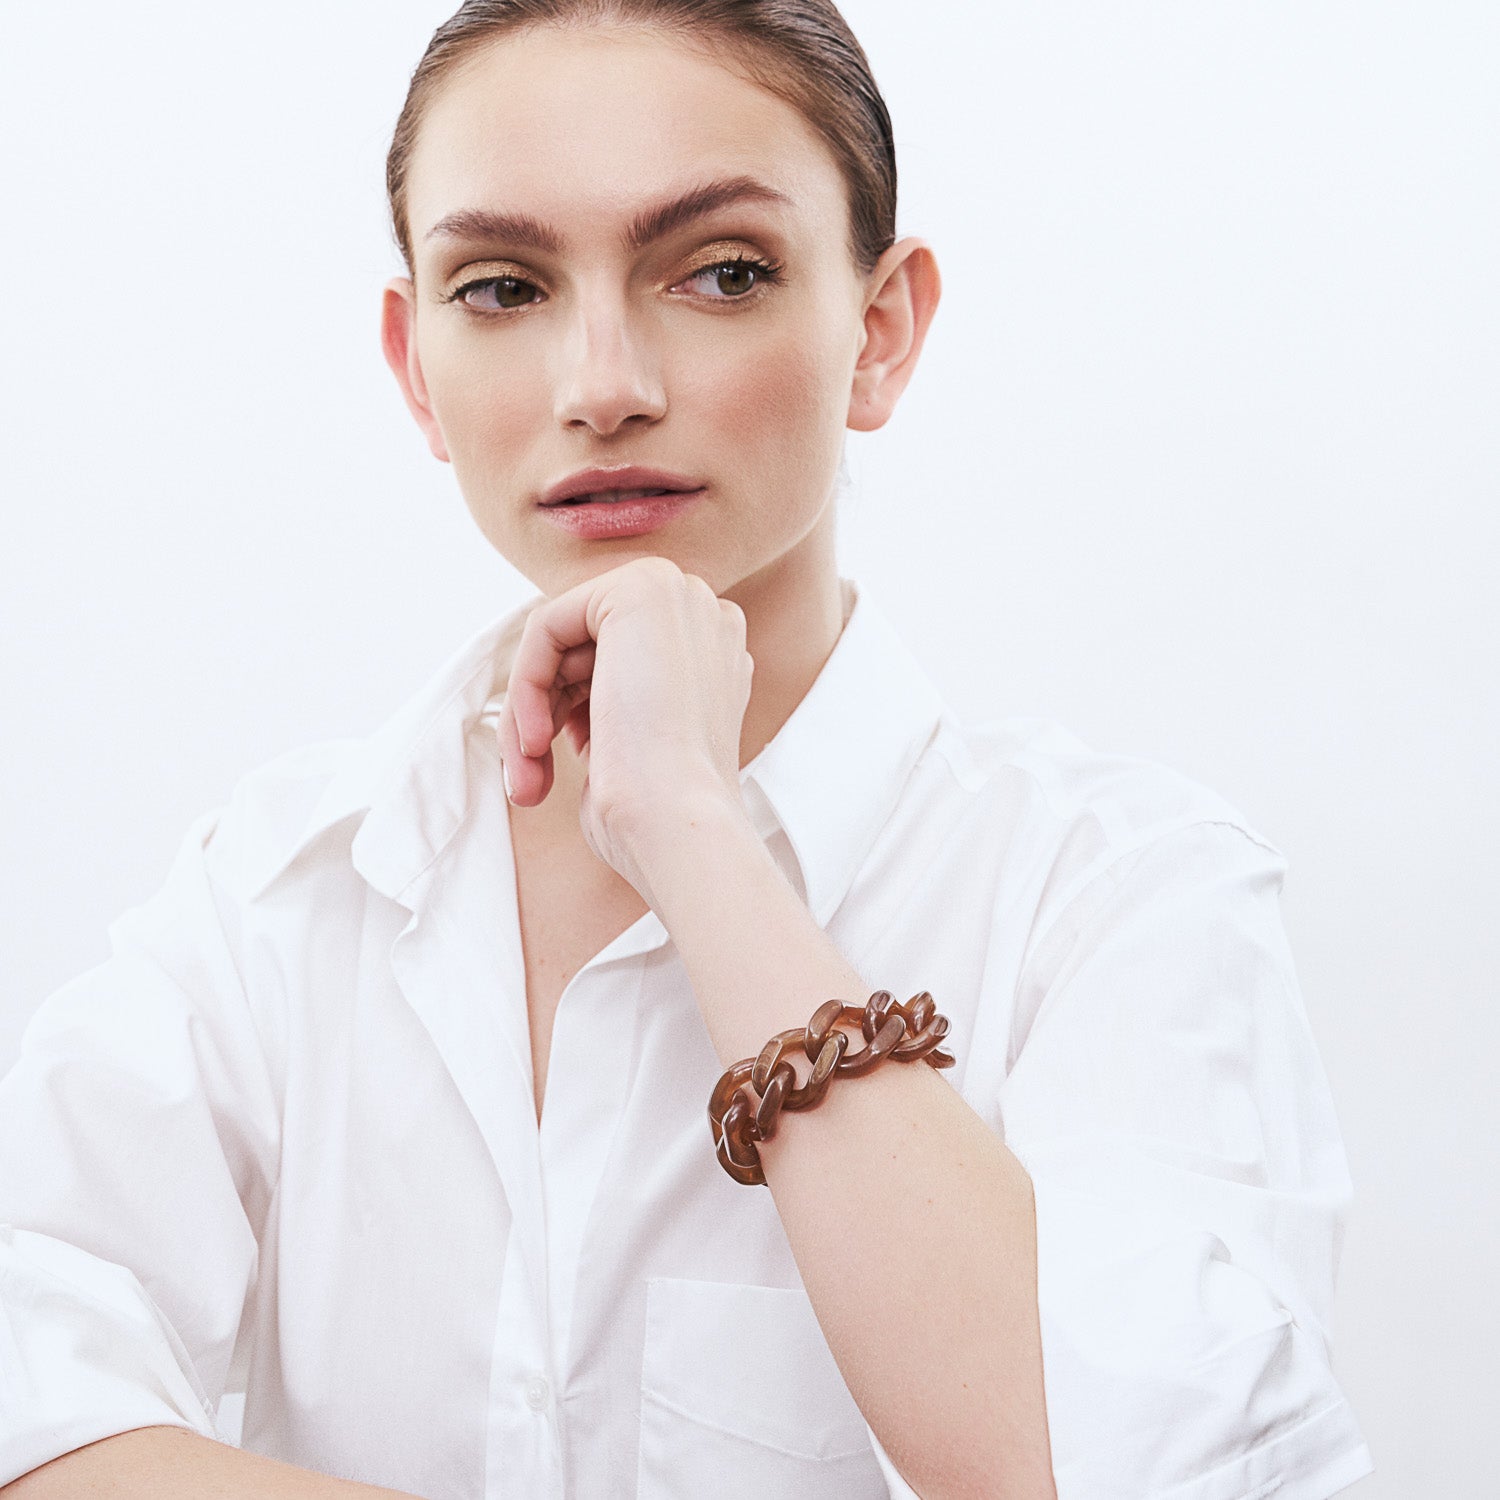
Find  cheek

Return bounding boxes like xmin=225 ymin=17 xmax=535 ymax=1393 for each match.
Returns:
xmin=679 ymin=325 xmax=849 ymax=487
xmin=420 ymin=325 xmax=544 ymax=473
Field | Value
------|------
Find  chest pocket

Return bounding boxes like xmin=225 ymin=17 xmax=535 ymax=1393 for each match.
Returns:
xmin=637 ymin=1277 xmax=889 ymax=1499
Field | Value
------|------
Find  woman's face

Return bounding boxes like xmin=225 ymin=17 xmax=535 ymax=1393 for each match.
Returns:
xmin=382 ymin=23 xmax=903 ymax=603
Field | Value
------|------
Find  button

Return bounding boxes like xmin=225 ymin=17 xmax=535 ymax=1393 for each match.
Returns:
xmin=524 ymin=1373 xmax=550 ymax=1412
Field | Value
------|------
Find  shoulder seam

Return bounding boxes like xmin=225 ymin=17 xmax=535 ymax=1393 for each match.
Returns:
xmin=1022 ymin=814 xmax=1290 ymax=986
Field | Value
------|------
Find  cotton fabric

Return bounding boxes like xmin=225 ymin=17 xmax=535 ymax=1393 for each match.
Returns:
xmin=0 ymin=579 xmax=1373 ymax=1498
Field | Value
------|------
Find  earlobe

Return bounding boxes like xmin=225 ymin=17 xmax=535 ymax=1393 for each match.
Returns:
xmin=846 ymin=239 xmax=942 ymax=435
xmin=380 ymin=277 xmax=451 ymax=463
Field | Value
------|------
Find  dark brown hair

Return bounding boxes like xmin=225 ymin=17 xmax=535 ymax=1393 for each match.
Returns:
xmin=385 ymin=0 xmax=897 ymax=284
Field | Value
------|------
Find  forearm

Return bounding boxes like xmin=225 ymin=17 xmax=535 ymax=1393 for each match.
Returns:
xmin=637 ymin=799 xmax=1057 ymax=1500
xmin=2 ymin=1426 xmax=421 ymax=1499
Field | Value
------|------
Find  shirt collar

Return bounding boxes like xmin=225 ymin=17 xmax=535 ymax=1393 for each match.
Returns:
xmin=735 ymin=581 xmax=947 ymax=924
xmin=245 ymin=578 xmax=948 ymax=923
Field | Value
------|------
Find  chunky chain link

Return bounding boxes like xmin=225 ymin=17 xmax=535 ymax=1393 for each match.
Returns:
xmin=707 ymin=990 xmax=956 ymax=1185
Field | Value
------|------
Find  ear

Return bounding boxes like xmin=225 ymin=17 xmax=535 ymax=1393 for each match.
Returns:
xmin=380 ymin=276 xmax=450 ymax=463
xmin=846 ymin=237 xmax=942 ymax=434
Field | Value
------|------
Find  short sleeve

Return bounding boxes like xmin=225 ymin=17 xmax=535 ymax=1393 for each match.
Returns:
xmin=0 ymin=806 xmax=281 ymax=1485
xmin=999 ymin=821 xmax=1373 ymax=1500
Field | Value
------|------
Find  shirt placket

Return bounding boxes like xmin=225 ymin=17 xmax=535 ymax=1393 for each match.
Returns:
xmin=537 ymin=953 xmax=647 ymax=1374
xmin=388 ymin=745 xmax=679 ymax=1496
xmin=483 ymin=912 xmax=665 ymax=1497
xmin=485 ymin=1206 xmax=562 ymax=1499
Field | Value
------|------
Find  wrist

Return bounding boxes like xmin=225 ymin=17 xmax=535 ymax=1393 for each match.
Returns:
xmin=609 ymin=783 xmax=759 ymax=901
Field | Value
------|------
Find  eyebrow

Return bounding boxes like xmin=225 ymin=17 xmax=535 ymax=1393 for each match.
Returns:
xmin=422 ymin=174 xmax=794 ymax=256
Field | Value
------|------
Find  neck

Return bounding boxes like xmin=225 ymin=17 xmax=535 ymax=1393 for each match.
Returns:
xmin=723 ymin=530 xmax=849 ymax=770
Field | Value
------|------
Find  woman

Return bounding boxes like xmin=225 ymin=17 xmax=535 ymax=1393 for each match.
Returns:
xmin=0 ymin=3 xmax=1372 ymax=1498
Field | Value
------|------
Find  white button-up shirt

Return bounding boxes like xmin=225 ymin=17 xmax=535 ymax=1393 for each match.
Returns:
xmin=0 ymin=580 xmax=1373 ymax=1499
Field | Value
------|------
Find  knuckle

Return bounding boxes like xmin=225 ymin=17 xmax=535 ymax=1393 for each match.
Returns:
xmin=634 ymin=555 xmax=682 ymax=587
xmin=513 ymin=615 xmax=545 ymax=668
xmin=594 ymin=782 xmax=640 ymax=848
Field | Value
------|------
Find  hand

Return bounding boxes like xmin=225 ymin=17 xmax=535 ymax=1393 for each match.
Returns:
xmin=495 ymin=556 xmax=756 ymax=894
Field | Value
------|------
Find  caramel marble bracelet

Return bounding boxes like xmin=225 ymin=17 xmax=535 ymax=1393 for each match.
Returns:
xmin=707 ymin=989 xmax=957 ymax=1185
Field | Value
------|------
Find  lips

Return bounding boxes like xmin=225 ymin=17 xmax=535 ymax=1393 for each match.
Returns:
xmin=552 ymin=487 xmax=680 ymax=506
xmin=539 ymin=465 xmax=706 ymax=507
xmin=538 ymin=488 xmax=707 ymax=540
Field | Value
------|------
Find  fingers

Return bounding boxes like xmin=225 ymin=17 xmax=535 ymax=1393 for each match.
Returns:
xmin=494 ymin=694 xmax=552 ymax=806
xmin=498 ymin=637 xmax=595 ymax=806
xmin=508 ymin=589 xmax=604 ymax=762
xmin=561 ymin=697 xmax=591 ymax=760
xmin=497 ymin=556 xmax=740 ymax=809
xmin=718 ymin=595 xmax=747 ymax=649
xmin=547 ymin=672 xmax=592 ymax=746
xmin=503 ymin=561 xmax=648 ymax=804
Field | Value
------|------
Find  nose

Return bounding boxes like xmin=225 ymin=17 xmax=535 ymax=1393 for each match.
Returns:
xmin=553 ymin=295 xmax=668 ymax=436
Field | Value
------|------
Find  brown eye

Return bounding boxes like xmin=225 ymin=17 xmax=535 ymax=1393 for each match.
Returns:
xmin=712 ymin=263 xmax=757 ymax=297
xmin=681 ymin=256 xmax=782 ymax=300
xmin=454 ymin=276 xmax=540 ymax=311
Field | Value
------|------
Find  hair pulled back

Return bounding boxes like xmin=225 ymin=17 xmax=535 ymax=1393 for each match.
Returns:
xmin=386 ymin=0 xmax=897 ymax=283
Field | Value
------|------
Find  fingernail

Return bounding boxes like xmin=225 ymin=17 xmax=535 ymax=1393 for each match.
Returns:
xmin=502 ymin=760 xmax=516 ymax=803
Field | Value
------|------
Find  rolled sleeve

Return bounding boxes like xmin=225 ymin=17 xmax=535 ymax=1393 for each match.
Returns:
xmin=0 ymin=807 xmax=281 ymax=1485
xmin=1000 ymin=821 xmax=1373 ymax=1500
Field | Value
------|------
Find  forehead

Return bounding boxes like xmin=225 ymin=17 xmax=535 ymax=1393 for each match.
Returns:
xmin=405 ymin=24 xmax=845 ymax=250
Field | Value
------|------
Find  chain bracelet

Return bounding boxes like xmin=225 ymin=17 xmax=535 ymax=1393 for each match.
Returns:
xmin=706 ymin=989 xmax=956 ymax=1186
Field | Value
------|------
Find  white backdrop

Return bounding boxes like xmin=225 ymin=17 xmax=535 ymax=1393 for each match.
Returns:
xmin=2 ymin=4 xmax=1495 ymax=1496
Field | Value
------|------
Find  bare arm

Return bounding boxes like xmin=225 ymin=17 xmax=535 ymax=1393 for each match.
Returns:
xmin=2 ymin=1427 xmax=422 ymax=1499
xmin=638 ymin=797 xmax=1058 ymax=1500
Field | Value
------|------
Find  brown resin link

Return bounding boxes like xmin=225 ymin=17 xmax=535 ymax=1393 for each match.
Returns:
xmin=707 ymin=990 xmax=957 ymax=1185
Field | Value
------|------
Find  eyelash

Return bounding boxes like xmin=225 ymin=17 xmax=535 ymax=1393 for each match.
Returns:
xmin=442 ymin=253 xmax=786 ymax=313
